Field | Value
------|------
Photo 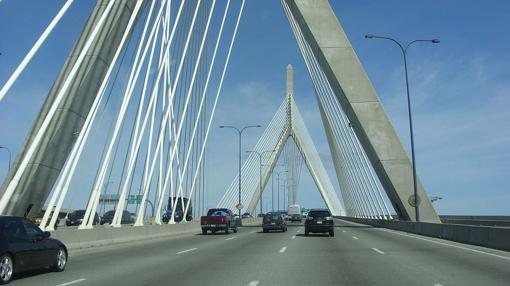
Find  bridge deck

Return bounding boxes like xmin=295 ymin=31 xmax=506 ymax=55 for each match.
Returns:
xmin=11 ymin=219 xmax=510 ymax=286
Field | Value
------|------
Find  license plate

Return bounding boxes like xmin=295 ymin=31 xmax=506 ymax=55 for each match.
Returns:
xmin=210 ymin=224 xmax=216 ymax=227
xmin=271 ymin=222 xmax=275 ymax=225
xmin=317 ymin=221 xmax=322 ymax=224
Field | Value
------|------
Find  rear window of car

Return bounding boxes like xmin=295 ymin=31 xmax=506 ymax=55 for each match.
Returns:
xmin=207 ymin=209 xmax=229 ymax=216
xmin=308 ymin=211 xmax=330 ymax=218
xmin=263 ymin=215 xmax=281 ymax=223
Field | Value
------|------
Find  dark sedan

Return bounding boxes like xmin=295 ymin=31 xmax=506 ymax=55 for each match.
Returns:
xmin=304 ymin=209 xmax=334 ymax=236
xmin=262 ymin=213 xmax=287 ymax=233
xmin=100 ymin=210 xmax=134 ymax=225
xmin=0 ymin=216 xmax=67 ymax=284
xmin=66 ymin=210 xmax=100 ymax=226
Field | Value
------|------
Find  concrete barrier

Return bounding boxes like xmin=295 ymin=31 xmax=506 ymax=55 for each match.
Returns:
xmin=51 ymin=218 xmax=262 ymax=250
xmin=338 ymin=217 xmax=510 ymax=252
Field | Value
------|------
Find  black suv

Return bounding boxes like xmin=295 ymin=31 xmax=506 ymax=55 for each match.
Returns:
xmin=304 ymin=209 xmax=334 ymax=236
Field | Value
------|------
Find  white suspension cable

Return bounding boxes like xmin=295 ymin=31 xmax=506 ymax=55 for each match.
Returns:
xmin=0 ymin=0 xmax=74 ymax=101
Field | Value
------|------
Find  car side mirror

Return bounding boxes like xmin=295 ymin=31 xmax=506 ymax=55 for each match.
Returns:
xmin=43 ymin=231 xmax=51 ymax=239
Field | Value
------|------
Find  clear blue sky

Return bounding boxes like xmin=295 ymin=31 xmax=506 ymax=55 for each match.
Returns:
xmin=0 ymin=1 xmax=509 ymax=215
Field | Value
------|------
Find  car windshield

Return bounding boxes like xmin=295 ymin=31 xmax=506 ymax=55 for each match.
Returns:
xmin=211 ymin=210 xmax=228 ymax=216
xmin=71 ymin=210 xmax=85 ymax=217
xmin=103 ymin=211 xmax=115 ymax=217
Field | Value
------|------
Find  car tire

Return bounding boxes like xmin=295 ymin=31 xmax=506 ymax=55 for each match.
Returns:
xmin=305 ymin=231 xmax=309 ymax=236
xmin=225 ymin=227 xmax=230 ymax=234
xmin=329 ymin=231 xmax=334 ymax=237
xmin=263 ymin=228 xmax=268 ymax=233
xmin=202 ymin=229 xmax=207 ymax=235
xmin=0 ymin=254 xmax=13 ymax=285
xmin=212 ymin=230 xmax=217 ymax=234
xmin=233 ymin=227 xmax=238 ymax=233
xmin=51 ymin=247 xmax=67 ymax=272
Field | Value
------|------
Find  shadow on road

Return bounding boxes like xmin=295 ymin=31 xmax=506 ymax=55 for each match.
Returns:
xmin=334 ymin=225 xmax=373 ymax=229
xmin=295 ymin=233 xmax=332 ymax=238
xmin=13 ymin=269 xmax=53 ymax=282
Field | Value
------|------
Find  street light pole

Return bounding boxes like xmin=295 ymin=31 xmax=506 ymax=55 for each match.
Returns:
xmin=365 ymin=34 xmax=439 ymax=222
xmin=0 ymin=146 xmax=11 ymax=170
xmin=220 ymin=125 xmax=261 ymax=219
xmin=246 ymin=150 xmax=275 ymax=216
xmin=277 ymin=170 xmax=288 ymax=212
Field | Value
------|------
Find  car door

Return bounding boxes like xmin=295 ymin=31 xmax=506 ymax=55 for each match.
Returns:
xmin=2 ymin=218 xmax=35 ymax=271
xmin=21 ymin=219 xmax=52 ymax=268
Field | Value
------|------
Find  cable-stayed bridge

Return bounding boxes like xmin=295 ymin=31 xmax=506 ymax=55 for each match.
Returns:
xmin=0 ymin=1 xmax=508 ymax=285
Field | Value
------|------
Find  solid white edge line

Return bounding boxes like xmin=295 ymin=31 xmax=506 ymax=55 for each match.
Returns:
xmin=176 ymin=247 xmax=197 ymax=255
xmin=279 ymin=246 xmax=287 ymax=253
xmin=371 ymin=247 xmax=384 ymax=254
xmin=352 ymin=236 xmax=359 ymax=240
xmin=338 ymin=218 xmax=510 ymax=261
xmin=225 ymin=236 xmax=237 ymax=241
xmin=292 ymin=235 xmax=296 ymax=239
xmin=55 ymin=278 xmax=87 ymax=286
xmin=248 ymin=281 xmax=260 ymax=286
xmin=379 ymin=228 xmax=510 ymax=261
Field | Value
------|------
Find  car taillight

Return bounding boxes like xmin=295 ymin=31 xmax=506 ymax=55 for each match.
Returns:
xmin=326 ymin=216 xmax=333 ymax=220
xmin=222 ymin=217 xmax=227 ymax=223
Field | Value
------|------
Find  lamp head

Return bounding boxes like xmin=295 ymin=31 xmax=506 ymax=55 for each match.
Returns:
xmin=365 ymin=34 xmax=375 ymax=39
xmin=431 ymin=39 xmax=440 ymax=43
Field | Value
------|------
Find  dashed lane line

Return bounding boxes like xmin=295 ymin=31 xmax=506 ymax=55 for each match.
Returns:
xmin=279 ymin=246 xmax=287 ymax=253
xmin=371 ymin=247 xmax=385 ymax=254
xmin=379 ymin=228 xmax=510 ymax=262
xmin=352 ymin=236 xmax=359 ymax=240
xmin=225 ymin=236 xmax=237 ymax=241
xmin=55 ymin=278 xmax=87 ymax=286
xmin=176 ymin=248 xmax=197 ymax=255
xmin=248 ymin=281 xmax=260 ymax=286
xmin=292 ymin=235 xmax=296 ymax=239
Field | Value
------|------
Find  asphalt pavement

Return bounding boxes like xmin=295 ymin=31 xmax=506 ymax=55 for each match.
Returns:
xmin=10 ymin=219 xmax=510 ymax=286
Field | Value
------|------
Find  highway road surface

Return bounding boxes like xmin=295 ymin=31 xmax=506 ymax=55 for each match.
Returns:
xmin=10 ymin=219 xmax=510 ymax=286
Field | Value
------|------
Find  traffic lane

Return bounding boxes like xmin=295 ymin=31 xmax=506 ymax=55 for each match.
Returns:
xmin=10 ymin=225 xmax=258 ymax=286
xmin=129 ymin=225 xmax=294 ymax=286
xmin=334 ymin=219 xmax=510 ymax=285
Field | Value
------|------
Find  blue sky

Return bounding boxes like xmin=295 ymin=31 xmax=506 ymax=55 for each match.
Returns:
xmin=0 ymin=1 xmax=509 ymax=215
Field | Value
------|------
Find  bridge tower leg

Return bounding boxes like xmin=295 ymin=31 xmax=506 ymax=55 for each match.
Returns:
xmin=284 ymin=0 xmax=440 ymax=222
xmin=0 ymin=0 xmax=145 ymax=217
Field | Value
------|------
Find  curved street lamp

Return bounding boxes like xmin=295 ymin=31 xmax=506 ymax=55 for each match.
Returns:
xmin=0 ymin=146 xmax=11 ymax=170
xmin=276 ymin=170 xmax=288 ymax=212
xmin=246 ymin=149 xmax=275 ymax=216
xmin=365 ymin=34 xmax=439 ymax=222
xmin=220 ymin=125 xmax=261 ymax=218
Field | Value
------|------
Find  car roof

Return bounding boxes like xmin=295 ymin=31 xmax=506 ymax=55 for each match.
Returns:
xmin=309 ymin=209 xmax=330 ymax=212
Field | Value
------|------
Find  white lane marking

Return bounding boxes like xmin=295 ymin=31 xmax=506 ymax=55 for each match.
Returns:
xmin=279 ymin=246 xmax=287 ymax=253
xmin=352 ymin=236 xmax=359 ymax=240
xmin=372 ymin=247 xmax=385 ymax=254
xmin=296 ymin=229 xmax=301 ymax=233
xmin=225 ymin=236 xmax=237 ymax=241
xmin=292 ymin=235 xmax=296 ymax=239
xmin=434 ymin=284 xmax=443 ymax=286
xmin=379 ymin=228 xmax=510 ymax=262
xmin=248 ymin=281 xmax=260 ymax=286
xmin=250 ymin=231 xmax=257 ymax=234
xmin=176 ymin=248 xmax=197 ymax=255
xmin=55 ymin=278 xmax=87 ymax=286
xmin=342 ymin=230 xmax=346 ymax=233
